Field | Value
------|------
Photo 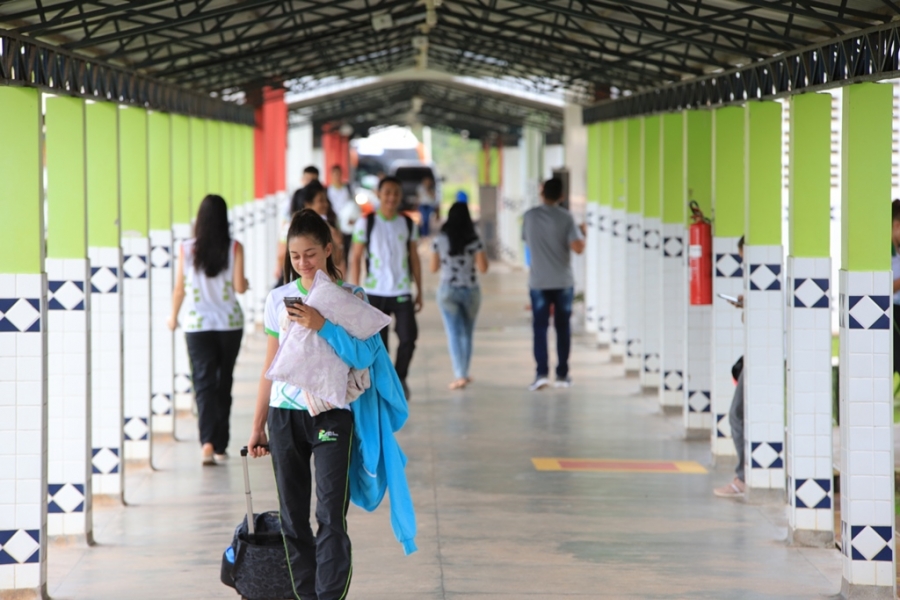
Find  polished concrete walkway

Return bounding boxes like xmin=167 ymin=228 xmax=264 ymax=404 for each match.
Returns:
xmin=46 ymin=266 xmax=843 ymax=599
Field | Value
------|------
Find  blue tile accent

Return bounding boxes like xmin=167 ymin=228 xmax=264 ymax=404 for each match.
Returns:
xmin=793 ymin=478 xmax=832 ymax=509
xmin=643 ymin=229 xmax=660 ymax=250
xmin=0 ymin=298 xmax=42 ymax=332
xmin=793 ymin=277 xmax=829 ymax=308
xmin=749 ymin=263 xmax=782 ymax=291
xmin=716 ymin=413 xmax=728 ymax=438
xmin=850 ymin=525 xmax=894 ymax=561
xmin=687 ymin=390 xmax=711 ymax=413
xmin=663 ymin=369 xmax=683 ymax=391
xmin=750 ymin=441 xmax=784 ymax=469
xmin=0 ymin=529 xmax=40 ymax=564
xmin=151 ymin=246 xmax=171 ymax=268
xmin=714 ymin=253 xmax=743 ymax=278
xmin=611 ymin=219 xmax=622 ymax=238
xmin=90 ymin=266 xmax=119 ymax=294
xmin=848 ymin=295 xmax=891 ymax=329
xmin=663 ymin=237 xmax=683 ymax=258
xmin=48 ymin=280 xmax=85 ymax=311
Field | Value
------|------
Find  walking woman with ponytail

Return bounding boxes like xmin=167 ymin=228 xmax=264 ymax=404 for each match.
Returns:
xmin=247 ymin=208 xmax=408 ymax=599
xmin=168 ymin=194 xmax=248 ymax=465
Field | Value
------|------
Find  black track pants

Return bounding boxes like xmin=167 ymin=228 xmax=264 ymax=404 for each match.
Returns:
xmin=367 ymin=293 xmax=418 ymax=382
xmin=268 ymin=407 xmax=354 ymax=600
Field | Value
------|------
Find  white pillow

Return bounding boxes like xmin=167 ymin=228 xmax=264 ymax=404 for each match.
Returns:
xmin=265 ymin=271 xmax=390 ymax=405
xmin=305 ymin=270 xmax=390 ymax=339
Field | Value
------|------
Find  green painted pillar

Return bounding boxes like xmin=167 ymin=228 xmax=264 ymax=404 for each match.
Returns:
xmin=625 ymin=118 xmax=644 ymax=373
xmin=684 ymin=109 xmax=713 ymax=434
xmin=610 ymin=119 xmax=628 ymax=358
xmin=119 ymin=106 xmax=152 ymax=464
xmin=85 ymin=101 xmax=123 ymax=499
xmin=0 ymin=85 xmax=47 ymax=596
xmin=642 ymin=115 xmax=662 ymax=389
xmin=148 ymin=112 xmax=174 ymax=436
xmin=170 ymin=115 xmax=193 ymax=412
xmin=595 ymin=120 xmax=613 ymax=345
xmin=221 ymin=123 xmax=234 ymax=207
xmin=207 ymin=120 xmax=222 ymax=197
xmin=838 ymin=82 xmax=895 ymax=595
xmin=660 ymin=112 xmax=685 ymax=410
xmin=710 ymin=105 xmax=745 ymax=457
xmin=45 ymin=95 xmax=93 ymax=538
xmin=785 ymin=92 xmax=834 ymax=547
xmin=190 ymin=118 xmax=207 ymax=209
xmin=742 ymin=100 xmax=784 ymax=497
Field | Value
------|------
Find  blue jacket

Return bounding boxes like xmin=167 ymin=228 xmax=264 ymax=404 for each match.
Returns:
xmin=318 ymin=320 xmax=418 ymax=555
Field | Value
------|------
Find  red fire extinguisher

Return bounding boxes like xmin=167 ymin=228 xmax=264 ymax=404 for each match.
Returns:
xmin=688 ymin=200 xmax=712 ymax=305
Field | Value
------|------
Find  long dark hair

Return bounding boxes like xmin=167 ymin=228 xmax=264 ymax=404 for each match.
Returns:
xmin=441 ymin=202 xmax=479 ymax=256
xmin=299 ymin=180 xmax=339 ymax=229
xmin=282 ymin=208 xmax=343 ymax=284
xmin=193 ymin=194 xmax=231 ymax=277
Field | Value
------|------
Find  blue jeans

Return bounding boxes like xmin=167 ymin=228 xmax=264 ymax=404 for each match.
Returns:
xmin=437 ymin=285 xmax=482 ymax=379
xmin=530 ymin=287 xmax=574 ymax=379
xmin=419 ymin=205 xmax=435 ymax=236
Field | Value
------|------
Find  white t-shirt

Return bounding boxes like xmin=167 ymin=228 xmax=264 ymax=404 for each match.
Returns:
xmin=328 ymin=185 xmax=351 ymax=216
xmin=181 ymin=239 xmax=243 ymax=331
xmin=264 ymin=278 xmax=363 ymax=411
xmin=352 ymin=212 xmax=419 ymax=297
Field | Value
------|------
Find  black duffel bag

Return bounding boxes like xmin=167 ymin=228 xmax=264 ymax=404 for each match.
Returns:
xmin=221 ymin=447 xmax=295 ymax=600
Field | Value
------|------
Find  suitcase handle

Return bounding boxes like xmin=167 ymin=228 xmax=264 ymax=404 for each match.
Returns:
xmin=239 ymin=445 xmax=269 ymax=535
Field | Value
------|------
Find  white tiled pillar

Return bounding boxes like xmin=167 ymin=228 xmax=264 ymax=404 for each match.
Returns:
xmin=595 ymin=203 xmax=612 ymax=346
xmin=659 ymin=113 xmax=685 ymax=410
xmin=660 ymin=224 xmax=686 ymax=408
xmin=787 ymin=257 xmax=834 ymax=545
xmin=254 ymin=198 xmax=270 ymax=323
xmin=838 ymin=82 xmax=895 ymax=598
xmin=711 ymin=238 xmax=743 ymax=456
xmin=171 ymin=224 xmax=193 ymax=413
xmin=625 ymin=213 xmax=643 ymax=373
xmin=744 ymin=244 xmax=785 ymax=493
xmin=241 ymin=202 xmax=256 ymax=335
xmin=785 ymin=92 xmax=834 ymax=548
xmin=641 ymin=116 xmax=662 ymax=389
xmin=88 ymin=247 xmax=124 ymax=496
xmin=150 ymin=229 xmax=173 ymax=434
xmin=584 ymin=202 xmax=599 ymax=335
xmin=45 ymin=259 xmax=91 ymax=537
xmin=641 ymin=218 xmax=661 ymax=388
xmin=0 ymin=87 xmax=48 ymax=597
xmin=122 ymin=237 xmax=151 ymax=460
xmin=610 ymin=208 xmax=627 ymax=359
xmin=0 ymin=273 xmax=47 ymax=595
xmin=683 ymin=110 xmax=713 ymax=434
xmin=685 ymin=302 xmax=713 ymax=432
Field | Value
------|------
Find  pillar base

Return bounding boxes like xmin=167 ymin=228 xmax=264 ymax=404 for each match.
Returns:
xmin=625 ymin=369 xmax=640 ymax=378
xmin=841 ymin=579 xmax=895 ymax=599
xmin=787 ymin=527 xmax=834 ymax=548
xmin=1 ymin=586 xmax=47 ymax=600
xmin=661 ymin=405 xmax=681 ymax=417
xmin=683 ymin=428 xmax=709 ymax=441
xmin=744 ymin=487 xmax=784 ymax=505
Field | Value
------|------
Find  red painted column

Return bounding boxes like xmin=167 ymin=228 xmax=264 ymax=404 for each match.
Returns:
xmin=322 ymin=125 xmax=350 ymax=186
xmin=253 ymin=86 xmax=287 ymax=198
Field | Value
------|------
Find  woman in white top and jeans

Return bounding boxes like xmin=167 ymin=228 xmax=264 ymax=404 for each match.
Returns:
xmin=168 ymin=194 xmax=248 ymax=465
xmin=429 ymin=202 xmax=488 ymax=390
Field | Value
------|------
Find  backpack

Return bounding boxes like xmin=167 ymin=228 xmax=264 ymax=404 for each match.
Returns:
xmin=365 ymin=212 xmax=415 ymax=276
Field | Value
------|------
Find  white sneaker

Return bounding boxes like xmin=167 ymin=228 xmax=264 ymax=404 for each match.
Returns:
xmin=554 ymin=377 xmax=572 ymax=388
xmin=528 ymin=376 xmax=551 ymax=391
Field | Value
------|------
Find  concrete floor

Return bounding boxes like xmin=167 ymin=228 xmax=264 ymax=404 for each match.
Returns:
xmin=46 ymin=266 xmax=843 ymax=599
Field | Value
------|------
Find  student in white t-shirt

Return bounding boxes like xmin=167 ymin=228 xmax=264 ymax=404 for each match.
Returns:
xmin=247 ymin=208 xmax=375 ymax=600
xmin=349 ymin=176 xmax=423 ymax=398
xmin=168 ymin=195 xmax=248 ymax=465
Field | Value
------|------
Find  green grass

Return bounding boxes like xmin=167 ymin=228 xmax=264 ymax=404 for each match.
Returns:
xmin=832 ymin=335 xmax=839 ymax=358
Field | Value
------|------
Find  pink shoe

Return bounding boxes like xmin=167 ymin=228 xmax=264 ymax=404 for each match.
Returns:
xmin=713 ymin=477 xmax=745 ymax=498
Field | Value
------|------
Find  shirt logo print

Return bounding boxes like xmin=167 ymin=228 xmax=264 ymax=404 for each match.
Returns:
xmin=318 ymin=429 xmax=338 ymax=442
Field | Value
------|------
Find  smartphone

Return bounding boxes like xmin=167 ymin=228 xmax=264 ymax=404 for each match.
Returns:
xmin=283 ymin=296 xmax=304 ymax=308
xmin=717 ymin=292 xmax=739 ymax=304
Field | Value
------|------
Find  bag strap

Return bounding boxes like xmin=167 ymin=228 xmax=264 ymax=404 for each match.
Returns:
xmin=365 ymin=212 xmax=376 ymax=274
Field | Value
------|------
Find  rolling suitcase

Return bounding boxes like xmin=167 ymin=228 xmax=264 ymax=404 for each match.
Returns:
xmin=220 ymin=446 xmax=295 ymax=600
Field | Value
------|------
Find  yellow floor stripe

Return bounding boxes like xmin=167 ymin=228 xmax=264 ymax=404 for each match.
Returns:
xmin=532 ymin=458 xmax=708 ymax=474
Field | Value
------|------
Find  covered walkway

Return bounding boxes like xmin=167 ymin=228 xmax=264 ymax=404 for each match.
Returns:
xmin=45 ymin=267 xmax=841 ymax=599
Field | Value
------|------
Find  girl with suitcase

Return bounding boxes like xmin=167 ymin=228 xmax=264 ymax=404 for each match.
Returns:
xmin=246 ymin=209 xmax=384 ymax=600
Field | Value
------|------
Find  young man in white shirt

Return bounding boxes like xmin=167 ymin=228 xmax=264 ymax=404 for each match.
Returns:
xmin=349 ymin=176 xmax=423 ymax=398
xmin=328 ymin=164 xmax=356 ymax=266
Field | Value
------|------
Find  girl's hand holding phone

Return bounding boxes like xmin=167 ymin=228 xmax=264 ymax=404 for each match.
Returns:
xmin=286 ymin=303 xmax=326 ymax=331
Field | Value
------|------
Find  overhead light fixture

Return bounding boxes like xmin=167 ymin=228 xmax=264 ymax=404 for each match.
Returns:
xmin=372 ymin=13 xmax=393 ymax=31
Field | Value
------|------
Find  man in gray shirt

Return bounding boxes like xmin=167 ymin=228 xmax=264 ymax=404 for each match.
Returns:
xmin=522 ymin=177 xmax=585 ymax=391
